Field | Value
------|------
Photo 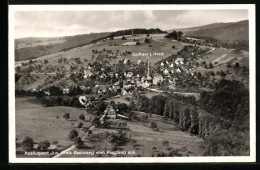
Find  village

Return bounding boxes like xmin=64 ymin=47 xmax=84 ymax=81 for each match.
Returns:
xmin=15 ymin=28 xmax=250 ymax=158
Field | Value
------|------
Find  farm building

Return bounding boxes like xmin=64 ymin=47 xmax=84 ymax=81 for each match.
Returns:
xmin=63 ymin=88 xmax=70 ymax=94
xmin=175 ymin=58 xmax=184 ymax=65
xmin=153 ymin=73 xmax=163 ymax=85
xmin=104 ymin=106 xmax=117 ymax=119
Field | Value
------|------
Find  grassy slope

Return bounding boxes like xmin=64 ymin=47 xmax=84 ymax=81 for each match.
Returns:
xmin=16 ymin=97 xmax=91 ymax=149
xmin=15 ymin=32 xmax=111 ymax=61
xmin=185 ymin=20 xmax=249 ymax=42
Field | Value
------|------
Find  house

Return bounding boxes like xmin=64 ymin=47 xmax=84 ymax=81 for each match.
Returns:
xmin=79 ymin=96 xmax=87 ymax=105
xmin=104 ymin=106 xmax=117 ymax=118
xmin=44 ymin=90 xmax=50 ymax=96
xmin=169 ymin=63 xmax=174 ymax=68
xmin=79 ymin=85 xmax=86 ymax=91
xmin=163 ymin=69 xmax=169 ymax=75
xmin=175 ymin=58 xmax=184 ymax=65
xmin=63 ymin=88 xmax=70 ymax=94
xmin=141 ymin=76 xmax=147 ymax=83
xmin=138 ymin=60 xmax=142 ymax=65
xmin=95 ymin=85 xmax=108 ymax=94
xmin=123 ymin=59 xmax=129 ymax=64
xmin=176 ymin=68 xmax=182 ymax=73
xmin=83 ymin=70 xmax=93 ymax=79
xmin=126 ymin=72 xmax=134 ymax=78
xmin=141 ymin=81 xmax=151 ymax=88
xmin=136 ymin=80 xmax=142 ymax=87
xmin=160 ymin=62 xmax=164 ymax=66
xmin=153 ymin=73 xmax=163 ymax=85
xmin=113 ymin=85 xmax=121 ymax=93
xmin=147 ymin=75 xmax=152 ymax=81
xmin=130 ymin=80 xmax=136 ymax=86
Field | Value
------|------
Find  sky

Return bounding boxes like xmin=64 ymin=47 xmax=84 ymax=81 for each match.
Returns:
xmin=14 ymin=10 xmax=248 ymax=39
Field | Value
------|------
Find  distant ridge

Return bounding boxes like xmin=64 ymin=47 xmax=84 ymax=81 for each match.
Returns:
xmin=169 ymin=20 xmax=249 ymax=42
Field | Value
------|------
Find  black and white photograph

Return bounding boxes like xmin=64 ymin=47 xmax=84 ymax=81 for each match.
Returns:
xmin=8 ymin=5 xmax=256 ymax=163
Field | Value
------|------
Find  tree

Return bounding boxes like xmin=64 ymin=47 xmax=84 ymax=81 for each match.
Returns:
xmin=172 ymin=45 xmax=176 ymax=49
xmin=77 ymin=122 xmax=83 ymax=128
xmin=79 ymin=114 xmax=85 ymax=121
xmin=36 ymin=91 xmax=45 ymax=99
xmin=49 ymin=86 xmax=62 ymax=96
xmin=144 ymin=38 xmax=150 ymax=43
xmin=149 ymin=121 xmax=157 ymax=129
xmin=95 ymin=101 xmax=107 ymax=113
xmin=162 ymin=140 xmax=169 ymax=149
xmin=38 ymin=140 xmax=50 ymax=151
xmin=136 ymin=42 xmax=141 ymax=46
xmin=234 ymin=62 xmax=240 ymax=69
xmin=69 ymin=129 xmax=78 ymax=140
xmin=209 ymin=62 xmax=213 ymax=69
xmin=69 ymin=86 xmax=83 ymax=96
xmin=91 ymin=117 xmax=100 ymax=127
xmin=63 ymin=113 xmax=70 ymax=120
xmin=121 ymin=36 xmax=126 ymax=40
xmin=165 ymin=31 xmax=183 ymax=40
xmin=74 ymin=137 xmax=84 ymax=148
xmin=22 ymin=136 xmax=34 ymax=151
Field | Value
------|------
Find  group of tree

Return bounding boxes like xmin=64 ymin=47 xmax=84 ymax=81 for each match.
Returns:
xmin=109 ymin=28 xmax=166 ymax=37
xmin=130 ymin=79 xmax=249 ymax=156
xmin=165 ymin=31 xmax=183 ymax=40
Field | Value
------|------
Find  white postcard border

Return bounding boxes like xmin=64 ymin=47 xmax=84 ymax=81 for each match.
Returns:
xmin=8 ymin=4 xmax=256 ymax=163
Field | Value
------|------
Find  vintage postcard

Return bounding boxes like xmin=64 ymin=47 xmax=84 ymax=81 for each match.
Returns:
xmin=9 ymin=4 xmax=256 ymax=163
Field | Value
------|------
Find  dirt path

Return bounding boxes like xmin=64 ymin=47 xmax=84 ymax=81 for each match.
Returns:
xmin=52 ymin=145 xmax=75 ymax=158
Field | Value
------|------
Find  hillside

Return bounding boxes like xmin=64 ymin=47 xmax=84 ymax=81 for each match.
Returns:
xmin=171 ymin=20 xmax=249 ymax=43
xmin=15 ymin=32 xmax=111 ymax=61
xmin=15 ymin=37 xmax=66 ymax=49
xmin=15 ymin=28 xmax=167 ymax=62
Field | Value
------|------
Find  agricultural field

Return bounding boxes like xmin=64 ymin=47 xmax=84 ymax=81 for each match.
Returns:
xmin=15 ymin=97 xmax=204 ymax=158
xmin=59 ymin=111 xmax=204 ymax=158
xmin=197 ymin=48 xmax=249 ymax=67
xmin=16 ymin=34 xmax=183 ymax=67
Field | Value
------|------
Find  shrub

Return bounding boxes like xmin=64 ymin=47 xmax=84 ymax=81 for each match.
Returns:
xmin=52 ymin=141 xmax=58 ymax=145
xmin=79 ymin=114 xmax=85 ymax=121
xmin=63 ymin=113 xmax=70 ymax=120
xmin=77 ymin=122 xmax=83 ymax=128
xmin=69 ymin=129 xmax=78 ymax=140
xmin=74 ymin=137 xmax=84 ymax=148
xmin=162 ymin=140 xmax=169 ymax=149
xmin=38 ymin=140 xmax=50 ymax=151
xmin=22 ymin=136 xmax=34 ymax=151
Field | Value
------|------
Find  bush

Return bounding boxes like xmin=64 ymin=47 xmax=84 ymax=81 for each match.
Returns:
xmin=22 ymin=136 xmax=34 ymax=151
xmin=77 ymin=122 xmax=83 ymax=128
xmin=149 ymin=121 xmax=157 ymax=129
xmin=38 ymin=140 xmax=50 ymax=151
xmin=74 ymin=137 xmax=84 ymax=148
xmin=69 ymin=129 xmax=78 ymax=140
xmin=63 ymin=113 xmax=70 ymax=120
xmin=79 ymin=114 xmax=85 ymax=121
xmin=162 ymin=140 xmax=169 ymax=149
